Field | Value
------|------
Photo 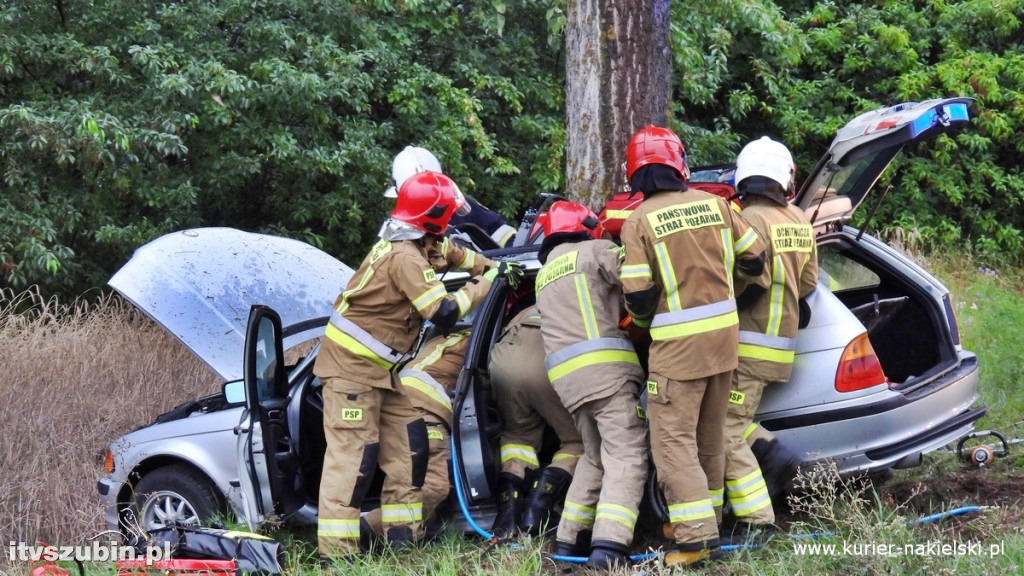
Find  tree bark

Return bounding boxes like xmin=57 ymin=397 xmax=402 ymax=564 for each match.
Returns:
xmin=564 ymin=0 xmax=672 ymax=210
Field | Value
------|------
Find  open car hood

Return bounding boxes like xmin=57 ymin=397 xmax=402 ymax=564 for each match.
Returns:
xmin=109 ymin=228 xmax=353 ymax=381
xmin=794 ymin=97 xmax=973 ymax=229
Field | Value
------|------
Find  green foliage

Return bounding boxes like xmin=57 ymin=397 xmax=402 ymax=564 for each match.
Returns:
xmin=0 ymin=0 xmax=563 ymax=298
xmin=5 ymin=0 xmax=1024 ymax=298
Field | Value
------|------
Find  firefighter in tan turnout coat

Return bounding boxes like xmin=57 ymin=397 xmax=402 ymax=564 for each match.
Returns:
xmin=314 ymin=171 xmax=506 ymax=560
xmin=535 ymin=201 xmax=649 ymax=570
xmin=619 ymin=125 xmax=770 ymax=568
xmin=724 ymin=137 xmax=818 ymax=533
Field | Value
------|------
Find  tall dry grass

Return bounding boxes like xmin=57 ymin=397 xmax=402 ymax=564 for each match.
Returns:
xmin=0 ymin=288 xmax=219 ymax=547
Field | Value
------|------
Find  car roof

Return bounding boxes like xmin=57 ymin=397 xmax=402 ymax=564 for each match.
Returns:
xmin=109 ymin=228 xmax=353 ymax=381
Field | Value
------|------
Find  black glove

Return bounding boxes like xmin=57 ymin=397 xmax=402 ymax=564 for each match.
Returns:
xmin=500 ymin=261 xmax=525 ymax=289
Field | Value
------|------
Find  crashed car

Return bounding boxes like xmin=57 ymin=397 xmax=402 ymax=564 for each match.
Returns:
xmin=98 ymin=97 xmax=984 ymax=539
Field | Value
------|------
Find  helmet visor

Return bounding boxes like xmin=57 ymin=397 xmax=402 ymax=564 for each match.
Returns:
xmin=453 ymin=183 xmax=471 ymax=216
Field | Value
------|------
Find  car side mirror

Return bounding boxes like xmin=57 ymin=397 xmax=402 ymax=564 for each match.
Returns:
xmin=223 ymin=380 xmax=246 ymax=405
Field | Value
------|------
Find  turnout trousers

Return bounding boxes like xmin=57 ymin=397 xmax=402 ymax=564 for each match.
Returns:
xmin=555 ymin=382 xmax=648 ymax=548
xmin=364 ymin=412 xmax=451 ymax=539
xmin=491 ymin=321 xmax=582 ymax=479
xmin=724 ymin=370 xmax=775 ymax=524
xmin=317 ymin=377 xmax=428 ymax=556
xmin=647 ymin=370 xmax=731 ymax=549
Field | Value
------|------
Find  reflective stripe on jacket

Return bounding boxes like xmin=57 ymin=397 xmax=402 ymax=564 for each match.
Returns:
xmin=536 ymin=239 xmax=644 ymax=412
xmin=620 ymin=189 xmax=769 ymax=381
xmin=314 ymin=238 xmax=491 ymax=388
xmin=737 ymin=200 xmax=819 ymax=381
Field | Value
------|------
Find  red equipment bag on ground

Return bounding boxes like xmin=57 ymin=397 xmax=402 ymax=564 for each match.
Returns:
xmin=117 ymin=558 xmax=239 ymax=575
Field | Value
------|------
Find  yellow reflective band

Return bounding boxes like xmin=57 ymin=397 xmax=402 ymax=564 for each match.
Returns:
xmin=620 ymin=263 xmax=651 ymax=280
xmin=596 ymin=503 xmax=638 ymax=530
xmin=400 ymin=375 xmax=452 ymax=414
xmin=499 ymin=444 xmax=540 ymax=467
xmin=726 ymin=470 xmax=771 ymax=514
xmin=768 ymin=254 xmax=786 ymax=335
xmin=453 ymin=290 xmax=472 ymax=316
xmin=456 ymin=246 xmax=476 ymax=271
xmin=738 ymin=343 xmax=796 ymax=364
xmin=575 ymin=275 xmax=599 ymax=340
xmin=709 ymin=488 xmax=724 ymax=507
xmin=562 ymin=501 xmax=596 ymax=526
xmin=427 ymin=428 xmax=444 ymax=441
xmin=381 ymin=502 xmax=424 ymax=524
xmin=605 ymin=209 xmax=634 ymax=220
xmin=654 ymin=243 xmax=682 ymax=311
xmin=649 ymin=310 xmax=738 ymax=341
xmin=552 ymin=451 xmax=580 ymax=462
xmin=727 ymin=468 xmax=766 ymax=491
xmin=722 ymin=228 xmax=736 ymax=298
xmin=324 ymin=323 xmax=395 ymax=369
xmin=742 ymin=423 xmax=759 ymax=440
xmin=646 ymin=380 xmax=659 ymax=395
xmin=668 ymin=499 xmax=716 ymax=523
xmin=547 ymin=349 xmax=641 ymax=383
xmin=318 ymin=518 xmax=360 ymax=538
xmin=733 ymin=227 xmax=759 ymax=255
xmin=411 ymin=283 xmax=447 ymax=312
xmin=729 ymin=389 xmax=745 ymax=405
xmin=337 ymin=266 xmax=376 ymax=315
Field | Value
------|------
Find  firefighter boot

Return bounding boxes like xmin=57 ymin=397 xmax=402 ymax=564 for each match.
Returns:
xmin=752 ymin=438 xmax=804 ymax=503
xmin=584 ymin=540 xmax=631 ymax=570
xmin=491 ymin=472 xmax=525 ymax=537
xmin=520 ymin=467 xmax=573 ymax=536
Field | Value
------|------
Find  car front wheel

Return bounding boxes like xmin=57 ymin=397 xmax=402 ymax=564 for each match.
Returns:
xmin=128 ymin=464 xmax=224 ymax=537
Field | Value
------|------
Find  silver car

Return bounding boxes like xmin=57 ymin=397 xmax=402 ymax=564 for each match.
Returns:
xmin=98 ymin=97 xmax=984 ymax=539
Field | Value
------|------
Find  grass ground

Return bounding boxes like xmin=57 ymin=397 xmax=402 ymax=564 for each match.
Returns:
xmin=1 ymin=246 xmax=1022 ymax=575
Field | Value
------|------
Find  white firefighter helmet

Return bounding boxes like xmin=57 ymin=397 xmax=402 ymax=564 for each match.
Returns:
xmin=383 ymin=145 xmax=443 ymax=198
xmin=734 ymin=136 xmax=796 ymax=193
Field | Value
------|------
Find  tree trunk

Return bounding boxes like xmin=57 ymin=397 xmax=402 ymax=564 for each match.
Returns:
xmin=564 ymin=0 xmax=672 ymax=210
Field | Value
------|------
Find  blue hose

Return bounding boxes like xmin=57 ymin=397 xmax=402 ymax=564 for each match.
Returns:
xmin=450 ymin=434 xmax=984 ymax=565
xmin=449 ymin=435 xmax=497 ymax=541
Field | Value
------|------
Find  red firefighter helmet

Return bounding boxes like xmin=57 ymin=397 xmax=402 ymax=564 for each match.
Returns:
xmin=391 ymin=171 xmax=468 ymax=235
xmin=541 ymin=200 xmax=602 ymax=239
xmin=626 ymin=125 xmax=690 ymax=182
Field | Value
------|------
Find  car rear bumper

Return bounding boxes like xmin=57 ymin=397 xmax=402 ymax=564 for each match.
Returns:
xmin=763 ymin=354 xmax=981 ymax=475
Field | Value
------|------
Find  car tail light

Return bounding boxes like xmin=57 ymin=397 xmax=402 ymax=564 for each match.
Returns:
xmin=835 ymin=333 xmax=888 ymax=392
xmin=104 ymin=449 xmax=115 ymax=474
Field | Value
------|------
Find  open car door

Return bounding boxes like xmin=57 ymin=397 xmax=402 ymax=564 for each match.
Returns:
xmin=236 ymin=305 xmax=297 ymax=528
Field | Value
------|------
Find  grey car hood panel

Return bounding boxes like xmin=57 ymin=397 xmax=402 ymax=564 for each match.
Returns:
xmin=109 ymin=228 xmax=353 ymax=381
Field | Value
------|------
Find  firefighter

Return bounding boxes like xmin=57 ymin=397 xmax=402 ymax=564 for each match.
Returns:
xmin=618 ymin=125 xmax=770 ymax=568
xmin=384 ymin=145 xmax=518 ymax=248
xmin=535 ymin=201 xmax=649 ymax=570
xmin=361 ymin=329 xmax=472 ymax=545
xmin=314 ymin=171 xmax=516 ymax=560
xmin=724 ymin=137 xmax=818 ymax=537
xmin=488 ymin=303 xmax=583 ymax=537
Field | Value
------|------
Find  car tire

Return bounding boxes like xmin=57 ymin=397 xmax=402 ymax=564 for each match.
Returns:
xmin=127 ymin=464 xmax=224 ymax=539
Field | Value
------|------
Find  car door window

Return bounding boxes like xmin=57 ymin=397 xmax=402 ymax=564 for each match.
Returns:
xmin=818 ymin=245 xmax=880 ymax=292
